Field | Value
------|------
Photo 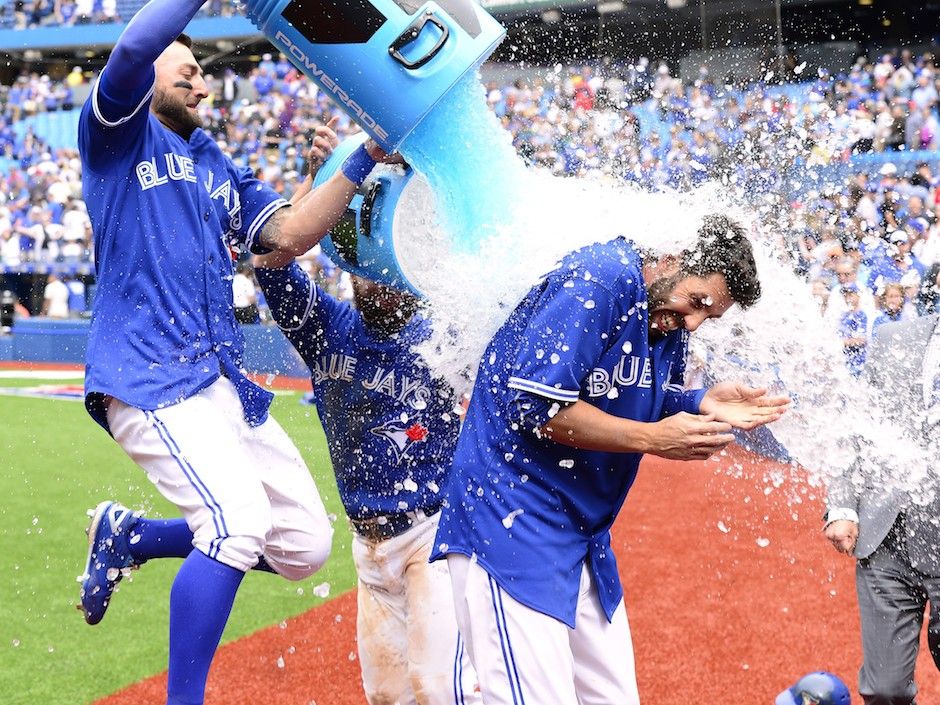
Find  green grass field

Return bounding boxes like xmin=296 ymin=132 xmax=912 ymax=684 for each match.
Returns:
xmin=0 ymin=373 xmax=357 ymax=705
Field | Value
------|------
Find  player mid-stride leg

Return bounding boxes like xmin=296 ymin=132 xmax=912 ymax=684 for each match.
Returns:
xmin=78 ymin=378 xmax=332 ymax=705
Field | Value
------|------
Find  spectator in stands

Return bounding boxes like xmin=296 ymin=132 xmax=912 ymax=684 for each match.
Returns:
xmin=827 ymin=255 xmax=876 ymax=326
xmin=0 ymin=222 xmax=19 ymax=266
xmin=917 ymin=263 xmax=940 ymax=315
xmin=811 ymin=278 xmax=831 ymax=317
xmin=60 ymin=197 xmax=91 ymax=260
xmin=65 ymin=275 xmax=87 ymax=317
xmin=41 ymin=272 xmax=68 ymax=318
xmin=232 ymin=261 xmax=260 ymax=324
xmin=873 ymin=281 xmax=909 ymax=330
xmin=54 ymin=0 xmax=78 ymax=25
xmin=838 ymin=284 xmax=868 ymax=377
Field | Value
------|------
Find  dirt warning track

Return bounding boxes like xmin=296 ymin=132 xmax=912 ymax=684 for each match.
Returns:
xmin=95 ymin=448 xmax=940 ymax=704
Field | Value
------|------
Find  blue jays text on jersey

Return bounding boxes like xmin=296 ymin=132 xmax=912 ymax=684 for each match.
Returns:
xmin=255 ymin=263 xmax=460 ymax=520
xmin=431 ymin=239 xmax=706 ymax=628
xmin=78 ymin=66 xmax=288 ymax=431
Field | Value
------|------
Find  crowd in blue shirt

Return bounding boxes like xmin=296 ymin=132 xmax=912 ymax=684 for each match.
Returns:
xmin=0 ymin=50 xmax=937 ymax=381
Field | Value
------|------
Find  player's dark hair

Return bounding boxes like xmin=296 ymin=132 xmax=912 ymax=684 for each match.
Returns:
xmin=680 ymin=214 xmax=761 ymax=309
xmin=175 ymin=33 xmax=193 ymax=48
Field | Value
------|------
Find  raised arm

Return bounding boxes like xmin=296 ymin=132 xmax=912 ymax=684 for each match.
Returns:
xmin=259 ymin=136 xmax=401 ymax=257
xmin=104 ymin=0 xmax=206 ymax=92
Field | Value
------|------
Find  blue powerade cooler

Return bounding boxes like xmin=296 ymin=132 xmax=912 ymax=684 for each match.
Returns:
xmin=313 ymin=133 xmax=426 ymax=296
xmin=243 ymin=0 xmax=505 ymax=152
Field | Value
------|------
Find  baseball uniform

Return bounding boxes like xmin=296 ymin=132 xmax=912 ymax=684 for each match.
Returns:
xmin=256 ymin=261 xmax=479 ymax=705
xmin=432 ymin=238 xmax=705 ymax=704
xmin=77 ymin=1 xmax=331 ymax=703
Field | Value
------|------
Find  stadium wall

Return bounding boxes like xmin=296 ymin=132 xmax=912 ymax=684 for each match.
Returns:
xmin=0 ymin=319 xmax=310 ymax=377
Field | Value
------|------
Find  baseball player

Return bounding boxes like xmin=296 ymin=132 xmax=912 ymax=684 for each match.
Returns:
xmin=250 ymin=253 xmax=480 ymax=704
xmin=431 ymin=216 xmax=790 ymax=704
xmin=75 ymin=1 xmax=391 ymax=704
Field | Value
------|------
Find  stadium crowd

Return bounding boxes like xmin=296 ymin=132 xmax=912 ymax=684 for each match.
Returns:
xmin=0 ymin=47 xmax=938 ymax=377
xmin=0 ymin=0 xmax=237 ymax=28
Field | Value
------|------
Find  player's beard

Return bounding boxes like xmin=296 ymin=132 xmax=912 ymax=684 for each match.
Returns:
xmin=152 ymin=86 xmax=202 ymax=138
xmin=356 ymin=291 xmax=420 ymax=336
xmin=646 ymin=272 xmax=683 ymax=339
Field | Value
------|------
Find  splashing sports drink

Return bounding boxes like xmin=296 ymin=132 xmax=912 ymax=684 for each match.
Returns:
xmin=242 ymin=0 xmax=505 ymax=152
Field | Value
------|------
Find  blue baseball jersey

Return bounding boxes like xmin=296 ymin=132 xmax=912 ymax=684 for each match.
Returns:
xmin=431 ymin=239 xmax=704 ymax=628
xmin=255 ymin=263 xmax=460 ymax=519
xmin=78 ymin=67 xmax=288 ymax=430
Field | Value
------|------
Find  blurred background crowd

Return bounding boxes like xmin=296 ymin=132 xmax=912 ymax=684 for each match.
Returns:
xmin=0 ymin=44 xmax=937 ymax=378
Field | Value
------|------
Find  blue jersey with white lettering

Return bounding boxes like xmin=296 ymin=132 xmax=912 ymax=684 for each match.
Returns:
xmin=255 ymin=263 xmax=459 ymax=519
xmin=431 ymin=239 xmax=704 ymax=628
xmin=79 ymin=68 xmax=288 ymax=430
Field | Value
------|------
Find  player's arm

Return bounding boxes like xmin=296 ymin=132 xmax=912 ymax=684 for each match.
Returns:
xmin=539 ymin=399 xmax=734 ymax=460
xmin=658 ymin=338 xmax=789 ymax=430
xmin=253 ymin=261 xmax=329 ymax=367
xmin=503 ymin=273 xmax=734 ymax=461
xmin=257 ymin=140 xmax=395 ymax=257
xmin=97 ymin=0 xmax=204 ymax=106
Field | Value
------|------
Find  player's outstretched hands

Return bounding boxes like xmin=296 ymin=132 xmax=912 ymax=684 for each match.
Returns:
xmin=699 ymin=382 xmax=791 ymax=431
xmin=824 ymin=519 xmax=858 ymax=555
xmin=648 ymin=412 xmax=735 ymax=461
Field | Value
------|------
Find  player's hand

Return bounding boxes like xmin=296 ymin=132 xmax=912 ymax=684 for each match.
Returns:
xmin=364 ymin=138 xmax=407 ymax=165
xmin=646 ymin=412 xmax=735 ymax=461
xmin=307 ymin=116 xmax=341 ymax=175
xmin=824 ymin=519 xmax=858 ymax=555
xmin=699 ymin=383 xmax=791 ymax=431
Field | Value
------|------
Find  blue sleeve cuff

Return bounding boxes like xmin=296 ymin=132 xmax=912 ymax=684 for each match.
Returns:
xmin=341 ymin=144 xmax=377 ymax=186
xmin=662 ymin=388 xmax=707 ymax=417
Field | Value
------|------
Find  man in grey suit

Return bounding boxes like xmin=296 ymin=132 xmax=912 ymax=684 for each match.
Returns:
xmin=825 ymin=314 xmax=940 ymax=705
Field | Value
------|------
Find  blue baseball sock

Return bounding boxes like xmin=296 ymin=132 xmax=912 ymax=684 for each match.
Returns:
xmin=128 ymin=519 xmax=276 ymax=573
xmin=166 ymin=550 xmax=244 ymax=705
xmin=128 ymin=518 xmax=193 ymax=562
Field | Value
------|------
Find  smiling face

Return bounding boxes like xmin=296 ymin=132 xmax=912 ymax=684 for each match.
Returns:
xmin=645 ymin=271 xmax=735 ymax=339
xmin=152 ymin=40 xmax=209 ymax=138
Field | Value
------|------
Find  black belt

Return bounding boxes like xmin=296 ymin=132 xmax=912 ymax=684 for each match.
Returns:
xmin=350 ymin=504 xmax=441 ymax=542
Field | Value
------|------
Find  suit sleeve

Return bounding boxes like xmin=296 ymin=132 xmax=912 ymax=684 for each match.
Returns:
xmin=825 ymin=325 xmax=892 ymax=515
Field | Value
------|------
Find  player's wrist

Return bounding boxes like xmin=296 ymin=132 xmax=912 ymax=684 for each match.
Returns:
xmin=341 ymin=144 xmax=377 ymax=186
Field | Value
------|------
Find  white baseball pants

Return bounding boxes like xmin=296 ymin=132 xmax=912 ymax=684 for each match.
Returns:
xmin=106 ymin=376 xmax=332 ymax=579
xmin=354 ymin=512 xmax=480 ymax=705
xmin=447 ymin=554 xmax=640 ymax=705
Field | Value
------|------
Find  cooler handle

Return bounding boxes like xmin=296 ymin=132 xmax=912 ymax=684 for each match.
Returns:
xmin=388 ymin=11 xmax=449 ymax=70
xmin=359 ymin=179 xmax=382 ymax=238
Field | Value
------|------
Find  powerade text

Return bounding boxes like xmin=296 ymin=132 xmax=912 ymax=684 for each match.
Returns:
xmin=274 ymin=31 xmax=391 ymax=143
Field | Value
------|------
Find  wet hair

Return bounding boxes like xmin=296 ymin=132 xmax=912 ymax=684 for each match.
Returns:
xmin=175 ymin=33 xmax=193 ymax=48
xmin=679 ymin=214 xmax=761 ymax=309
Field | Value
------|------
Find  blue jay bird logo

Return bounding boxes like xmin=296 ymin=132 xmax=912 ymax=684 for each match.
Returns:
xmin=370 ymin=418 xmax=429 ymax=464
